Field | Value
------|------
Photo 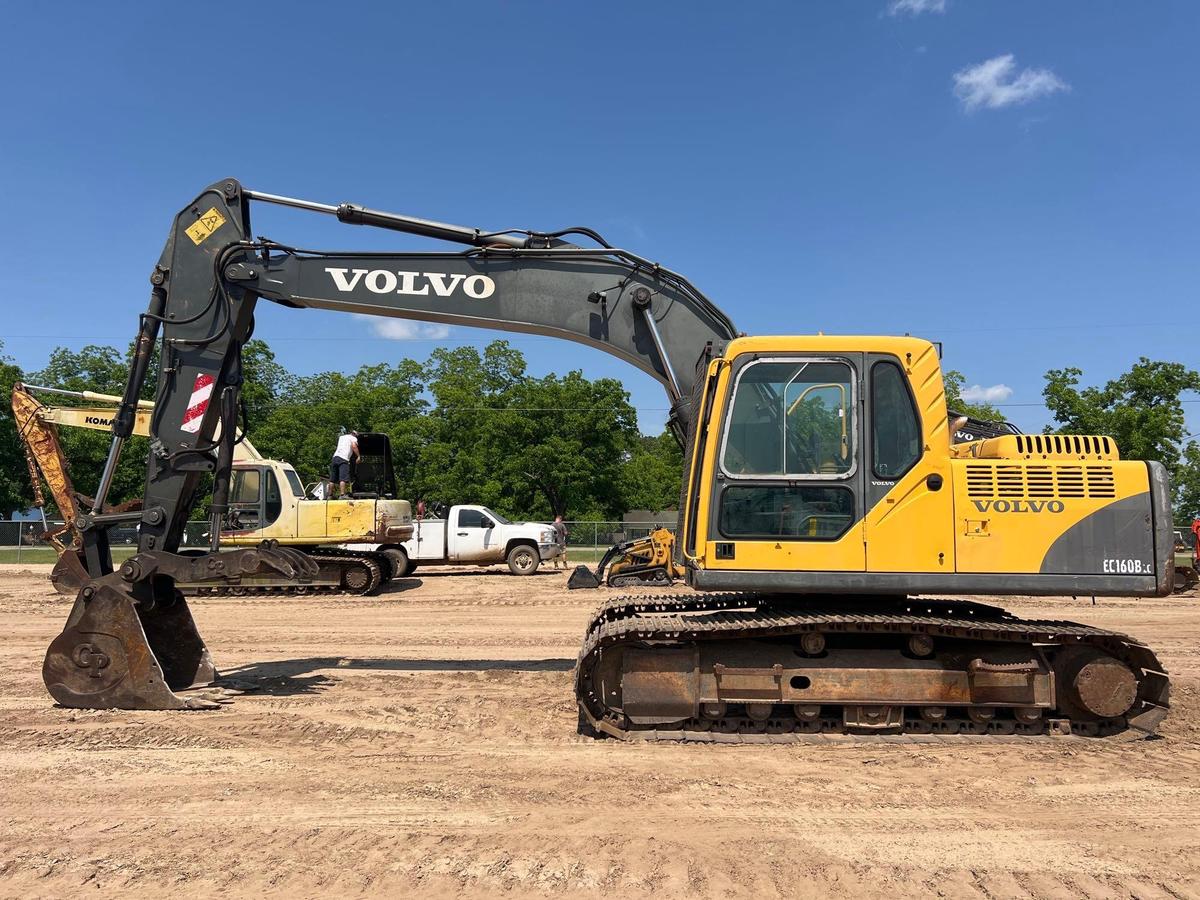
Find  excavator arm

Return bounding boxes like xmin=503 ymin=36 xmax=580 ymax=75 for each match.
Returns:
xmin=108 ymin=180 xmax=737 ymax=566
xmin=45 ymin=178 xmax=738 ymax=709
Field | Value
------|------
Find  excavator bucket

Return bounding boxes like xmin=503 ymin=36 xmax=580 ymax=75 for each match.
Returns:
xmin=569 ymin=544 xmax=624 ymax=590
xmin=49 ymin=548 xmax=90 ymax=596
xmin=43 ymin=574 xmax=216 ymax=709
xmin=43 ymin=544 xmax=319 ymax=710
xmin=567 ymin=565 xmax=603 ymax=589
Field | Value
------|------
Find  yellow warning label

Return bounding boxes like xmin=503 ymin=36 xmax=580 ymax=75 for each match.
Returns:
xmin=185 ymin=207 xmax=227 ymax=245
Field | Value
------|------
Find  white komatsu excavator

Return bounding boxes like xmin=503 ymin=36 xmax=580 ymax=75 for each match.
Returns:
xmin=12 ymin=382 xmax=412 ymax=595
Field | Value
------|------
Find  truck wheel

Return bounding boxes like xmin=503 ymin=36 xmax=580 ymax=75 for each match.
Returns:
xmin=507 ymin=544 xmax=539 ymax=576
xmin=382 ymin=547 xmax=413 ymax=579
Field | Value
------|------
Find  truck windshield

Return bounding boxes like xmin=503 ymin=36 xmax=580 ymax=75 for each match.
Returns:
xmin=482 ymin=508 xmax=510 ymax=525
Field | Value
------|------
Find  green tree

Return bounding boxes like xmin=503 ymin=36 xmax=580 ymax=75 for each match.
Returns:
xmin=943 ymin=369 xmax=1004 ymax=421
xmin=240 ymin=339 xmax=289 ymax=419
xmin=252 ymin=359 xmax=427 ymax=487
xmin=0 ymin=344 xmax=33 ymax=517
xmin=618 ymin=431 xmax=684 ymax=513
xmin=499 ymin=370 xmax=638 ymax=519
xmin=1043 ymin=358 xmax=1200 ymax=514
xmin=30 ymin=345 xmax=149 ymax=508
xmin=408 ymin=342 xmax=526 ymax=510
xmin=1175 ymin=442 xmax=1200 ymax=521
xmin=410 ymin=341 xmax=639 ymax=519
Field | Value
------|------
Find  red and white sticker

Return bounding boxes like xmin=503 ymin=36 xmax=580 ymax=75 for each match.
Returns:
xmin=180 ymin=373 xmax=215 ymax=434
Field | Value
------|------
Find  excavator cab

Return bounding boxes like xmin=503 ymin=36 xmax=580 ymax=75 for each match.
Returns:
xmin=350 ymin=432 xmax=396 ymax=498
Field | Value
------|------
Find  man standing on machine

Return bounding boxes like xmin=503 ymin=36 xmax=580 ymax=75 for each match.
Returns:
xmin=329 ymin=429 xmax=359 ymax=499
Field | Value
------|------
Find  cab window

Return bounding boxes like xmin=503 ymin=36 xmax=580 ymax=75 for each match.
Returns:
xmin=230 ymin=469 xmax=260 ymax=504
xmin=721 ymin=360 xmax=854 ymax=477
xmin=458 ymin=508 xmax=489 ymax=528
xmin=719 ymin=485 xmax=854 ymax=540
xmin=284 ymin=468 xmax=305 ymax=498
xmin=264 ymin=469 xmax=282 ymax=523
xmin=871 ymin=361 xmax=921 ymax=480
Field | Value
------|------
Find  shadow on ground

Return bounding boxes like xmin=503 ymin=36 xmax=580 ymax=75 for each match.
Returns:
xmin=220 ymin=655 xmax=575 ymax=696
xmin=408 ymin=568 xmax=569 ymax=579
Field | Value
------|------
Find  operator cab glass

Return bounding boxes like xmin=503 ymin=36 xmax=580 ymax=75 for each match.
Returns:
xmin=722 ymin=361 xmax=854 ymax=478
xmin=282 ymin=467 xmax=305 ymax=499
xmin=717 ymin=359 xmax=857 ymax=541
xmin=228 ymin=467 xmax=284 ymax=531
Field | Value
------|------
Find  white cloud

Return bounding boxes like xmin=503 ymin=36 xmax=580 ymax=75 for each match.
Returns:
xmin=961 ymin=383 xmax=1013 ymax=404
xmin=888 ymin=0 xmax=946 ymax=16
xmin=354 ymin=314 xmax=451 ymax=341
xmin=953 ymin=54 xmax=1069 ymax=111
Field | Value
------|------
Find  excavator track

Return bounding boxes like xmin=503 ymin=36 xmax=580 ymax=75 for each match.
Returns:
xmin=575 ymin=593 xmax=1170 ymax=742
xmin=187 ymin=549 xmax=386 ymax=597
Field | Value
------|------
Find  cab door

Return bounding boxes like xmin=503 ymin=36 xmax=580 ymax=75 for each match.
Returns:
xmin=226 ymin=467 xmax=286 ymax=540
xmin=706 ymin=354 xmax=866 ymax=572
xmin=227 ymin=467 xmax=265 ymax=538
xmin=452 ymin=507 xmax=497 ymax=562
xmin=863 ymin=355 xmax=954 ymax=573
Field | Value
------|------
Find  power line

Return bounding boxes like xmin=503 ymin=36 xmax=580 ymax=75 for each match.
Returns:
xmin=1 ymin=319 xmax=1183 ymax=342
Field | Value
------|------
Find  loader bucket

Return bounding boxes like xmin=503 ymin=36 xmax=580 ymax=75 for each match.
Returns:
xmin=49 ymin=548 xmax=90 ymax=596
xmin=567 ymin=565 xmax=603 ymax=589
xmin=43 ymin=574 xmax=216 ymax=709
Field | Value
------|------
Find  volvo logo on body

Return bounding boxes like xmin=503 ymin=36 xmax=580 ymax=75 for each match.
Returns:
xmin=325 ymin=267 xmax=496 ymax=299
xmin=972 ymin=499 xmax=1065 ymax=513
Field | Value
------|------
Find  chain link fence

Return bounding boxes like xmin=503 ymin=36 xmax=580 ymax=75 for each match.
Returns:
xmin=559 ymin=521 xmax=678 ymax=563
xmin=0 ymin=519 xmax=211 ymax=563
xmin=0 ymin=518 xmax=675 ymax=564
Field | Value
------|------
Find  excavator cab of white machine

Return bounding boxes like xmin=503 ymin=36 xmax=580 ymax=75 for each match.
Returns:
xmin=349 ymin=432 xmax=396 ymax=498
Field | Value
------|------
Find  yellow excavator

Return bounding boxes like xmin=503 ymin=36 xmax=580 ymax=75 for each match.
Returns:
xmin=13 ymin=382 xmax=413 ymax=595
xmin=39 ymin=180 xmax=1172 ymax=739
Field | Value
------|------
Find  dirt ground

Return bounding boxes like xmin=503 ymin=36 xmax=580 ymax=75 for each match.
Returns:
xmin=0 ymin=563 xmax=1198 ymax=899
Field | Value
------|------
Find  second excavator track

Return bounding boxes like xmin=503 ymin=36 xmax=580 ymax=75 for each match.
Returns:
xmin=575 ymin=592 xmax=1170 ymax=741
xmin=186 ymin=549 xmax=386 ymax=597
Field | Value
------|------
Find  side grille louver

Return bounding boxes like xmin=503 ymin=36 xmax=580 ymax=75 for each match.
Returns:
xmin=1014 ymin=434 xmax=1112 ymax=457
xmin=965 ymin=464 xmax=1117 ymax=499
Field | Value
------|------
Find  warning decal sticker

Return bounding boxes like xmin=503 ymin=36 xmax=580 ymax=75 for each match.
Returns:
xmin=185 ymin=207 xmax=227 ymax=246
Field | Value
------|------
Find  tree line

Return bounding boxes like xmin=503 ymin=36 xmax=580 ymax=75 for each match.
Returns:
xmin=1 ymin=339 xmax=1196 ymax=521
xmin=0 ymin=339 xmax=682 ymax=522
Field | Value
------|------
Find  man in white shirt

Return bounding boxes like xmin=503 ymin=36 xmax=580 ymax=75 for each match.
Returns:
xmin=329 ymin=430 xmax=360 ymax=499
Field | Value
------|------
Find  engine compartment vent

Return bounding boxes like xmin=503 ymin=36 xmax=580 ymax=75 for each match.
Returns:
xmin=950 ymin=433 xmax=1119 ymax=462
xmin=965 ymin=463 xmax=1117 ymax=499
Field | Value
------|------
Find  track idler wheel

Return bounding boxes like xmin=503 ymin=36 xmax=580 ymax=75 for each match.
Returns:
xmin=1054 ymin=646 xmax=1139 ymax=721
xmin=341 ymin=564 xmax=371 ymax=593
xmin=43 ymin=574 xmax=216 ymax=710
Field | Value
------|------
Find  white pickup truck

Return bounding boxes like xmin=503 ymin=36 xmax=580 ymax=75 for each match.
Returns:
xmin=348 ymin=505 xmax=561 ymax=577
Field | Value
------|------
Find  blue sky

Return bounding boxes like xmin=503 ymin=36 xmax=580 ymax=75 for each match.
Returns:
xmin=1 ymin=1 xmax=1196 ymax=437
